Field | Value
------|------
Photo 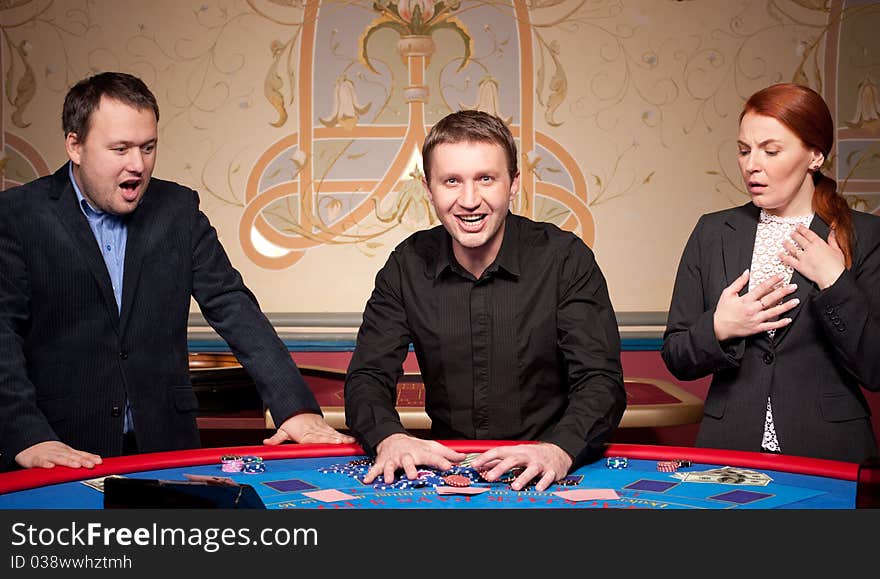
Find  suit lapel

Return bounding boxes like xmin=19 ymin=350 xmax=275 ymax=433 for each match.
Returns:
xmin=49 ymin=166 xmax=120 ymax=328
xmin=721 ymin=203 xmax=760 ymax=295
xmin=118 ymin=185 xmax=155 ymax=337
xmin=772 ymin=214 xmax=826 ymax=345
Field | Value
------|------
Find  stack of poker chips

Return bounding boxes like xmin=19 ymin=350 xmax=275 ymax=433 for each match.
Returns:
xmin=220 ymin=455 xmax=244 ymax=473
xmin=657 ymin=459 xmax=692 ymax=472
xmin=605 ymin=457 xmax=628 ymax=469
xmin=241 ymin=455 xmax=265 ymax=474
xmin=480 ymin=466 xmax=523 ymax=483
xmin=443 ymin=474 xmax=472 ymax=487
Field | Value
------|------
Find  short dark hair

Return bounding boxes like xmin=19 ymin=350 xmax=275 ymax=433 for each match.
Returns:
xmin=421 ymin=110 xmax=518 ymax=184
xmin=62 ymin=72 xmax=159 ymax=140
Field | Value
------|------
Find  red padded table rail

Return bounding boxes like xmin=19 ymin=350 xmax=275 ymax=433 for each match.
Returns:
xmin=0 ymin=441 xmax=858 ymax=495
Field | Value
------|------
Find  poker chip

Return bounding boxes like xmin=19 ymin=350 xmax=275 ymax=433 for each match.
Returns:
xmin=242 ymin=455 xmax=263 ymax=464
xmin=606 ymin=457 xmax=628 ymax=469
xmin=220 ymin=455 xmax=243 ymax=473
xmin=675 ymin=459 xmax=692 ymax=468
xmin=242 ymin=462 xmax=266 ymax=474
xmin=488 ymin=466 xmax=524 ymax=484
xmin=443 ymin=474 xmax=472 ymax=487
xmin=374 ymin=476 xmax=423 ymax=490
xmin=657 ymin=461 xmax=679 ymax=472
xmin=512 ymin=477 xmax=539 ymax=490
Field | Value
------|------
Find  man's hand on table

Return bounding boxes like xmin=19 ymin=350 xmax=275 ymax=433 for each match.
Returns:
xmin=470 ymin=442 xmax=572 ymax=492
xmin=15 ymin=440 xmax=103 ymax=469
xmin=264 ymin=412 xmax=356 ymax=445
xmin=364 ymin=433 xmax=467 ymax=484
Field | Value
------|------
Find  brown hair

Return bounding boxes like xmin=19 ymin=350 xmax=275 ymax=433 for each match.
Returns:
xmin=421 ymin=110 xmax=518 ymax=185
xmin=63 ymin=72 xmax=159 ymax=141
xmin=741 ymin=83 xmax=853 ymax=267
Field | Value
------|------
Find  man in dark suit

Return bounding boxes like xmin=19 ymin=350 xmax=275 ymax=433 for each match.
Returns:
xmin=0 ymin=72 xmax=353 ymax=471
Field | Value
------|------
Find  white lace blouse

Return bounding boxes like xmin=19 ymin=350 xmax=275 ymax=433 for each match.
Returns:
xmin=748 ymin=209 xmax=813 ymax=452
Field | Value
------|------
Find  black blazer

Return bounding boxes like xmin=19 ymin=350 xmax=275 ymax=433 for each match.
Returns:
xmin=662 ymin=202 xmax=880 ymax=463
xmin=0 ymin=165 xmax=320 ymax=468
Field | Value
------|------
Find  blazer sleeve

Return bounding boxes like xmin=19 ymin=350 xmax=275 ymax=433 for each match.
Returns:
xmin=661 ymin=215 xmax=744 ymax=381
xmin=0 ymin=195 xmax=60 ymax=468
xmin=810 ymin=212 xmax=880 ymax=391
xmin=186 ymin=190 xmax=321 ymax=424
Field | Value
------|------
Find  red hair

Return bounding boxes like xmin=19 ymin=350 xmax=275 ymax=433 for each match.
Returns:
xmin=741 ymin=83 xmax=853 ymax=267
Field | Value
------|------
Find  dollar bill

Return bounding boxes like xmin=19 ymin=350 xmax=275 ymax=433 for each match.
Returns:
xmin=674 ymin=466 xmax=772 ymax=486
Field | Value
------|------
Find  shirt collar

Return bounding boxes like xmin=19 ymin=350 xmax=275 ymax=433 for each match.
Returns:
xmin=68 ymin=162 xmax=103 ymax=217
xmin=492 ymin=212 xmax=521 ymax=278
xmin=430 ymin=212 xmax=521 ymax=280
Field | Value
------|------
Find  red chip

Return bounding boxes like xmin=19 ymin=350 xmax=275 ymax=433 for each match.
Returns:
xmin=443 ymin=474 xmax=472 ymax=487
xmin=657 ymin=461 xmax=678 ymax=472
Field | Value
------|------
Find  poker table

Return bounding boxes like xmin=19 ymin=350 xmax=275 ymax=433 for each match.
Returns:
xmin=190 ymin=352 xmax=704 ymax=431
xmin=0 ymin=442 xmax=871 ymax=509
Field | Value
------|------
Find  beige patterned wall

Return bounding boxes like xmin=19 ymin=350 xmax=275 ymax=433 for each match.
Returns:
xmin=3 ymin=0 xmax=879 ymax=316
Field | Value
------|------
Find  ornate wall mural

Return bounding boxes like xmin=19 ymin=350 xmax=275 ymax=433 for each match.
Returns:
xmin=2 ymin=0 xmax=878 ymax=313
xmin=242 ymin=0 xmax=593 ymax=270
xmin=831 ymin=0 xmax=880 ymax=215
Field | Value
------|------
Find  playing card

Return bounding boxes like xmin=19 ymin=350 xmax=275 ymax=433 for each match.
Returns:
xmin=553 ymin=489 xmax=620 ymax=502
xmin=81 ymin=475 xmax=124 ymax=493
xmin=302 ymin=489 xmax=359 ymax=502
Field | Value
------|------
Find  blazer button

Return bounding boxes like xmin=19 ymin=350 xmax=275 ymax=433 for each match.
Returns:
xmin=838 ymin=323 xmax=847 ymax=332
xmin=111 ymin=406 xmax=122 ymax=417
xmin=825 ymin=305 xmax=835 ymax=314
xmin=119 ymin=351 xmax=128 ymax=360
xmin=763 ymin=352 xmax=774 ymax=364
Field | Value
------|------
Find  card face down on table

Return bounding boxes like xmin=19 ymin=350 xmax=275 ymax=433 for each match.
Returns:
xmin=103 ymin=476 xmax=265 ymax=509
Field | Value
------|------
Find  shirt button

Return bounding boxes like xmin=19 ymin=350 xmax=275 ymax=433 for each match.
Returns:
xmin=119 ymin=351 xmax=128 ymax=360
xmin=111 ymin=406 xmax=122 ymax=417
xmin=763 ymin=352 xmax=774 ymax=365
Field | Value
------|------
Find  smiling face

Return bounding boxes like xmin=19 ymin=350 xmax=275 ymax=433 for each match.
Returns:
xmin=737 ymin=112 xmax=823 ymax=217
xmin=424 ymin=140 xmax=519 ymax=277
xmin=65 ymin=96 xmax=158 ymax=215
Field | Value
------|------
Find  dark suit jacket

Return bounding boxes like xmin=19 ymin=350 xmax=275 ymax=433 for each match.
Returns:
xmin=661 ymin=202 xmax=880 ymax=463
xmin=0 ymin=165 xmax=320 ymax=469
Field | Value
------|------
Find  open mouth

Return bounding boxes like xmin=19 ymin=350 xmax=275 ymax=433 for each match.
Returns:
xmin=456 ymin=214 xmax=487 ymax=231
xmin=118 ymin=179 xmax=142 ymax=201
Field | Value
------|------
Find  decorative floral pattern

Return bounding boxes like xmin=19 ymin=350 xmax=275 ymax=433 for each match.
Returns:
xmin=2 ymin=1 xmax=878 ymax=311
xmin=319 ymin=76 xmax=372 ymax=130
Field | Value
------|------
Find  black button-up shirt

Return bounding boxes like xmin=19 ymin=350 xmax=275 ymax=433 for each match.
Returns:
xmin=344 ymin=214 xmax=626 ymax=465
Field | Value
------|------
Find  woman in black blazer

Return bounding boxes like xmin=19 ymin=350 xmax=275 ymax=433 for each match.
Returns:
xmin=662 ymin=83 xmax=880 ymax=463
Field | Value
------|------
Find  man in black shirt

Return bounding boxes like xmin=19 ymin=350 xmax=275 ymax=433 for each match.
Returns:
xmin=344 ymin=110 xmax=625 ymax=491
